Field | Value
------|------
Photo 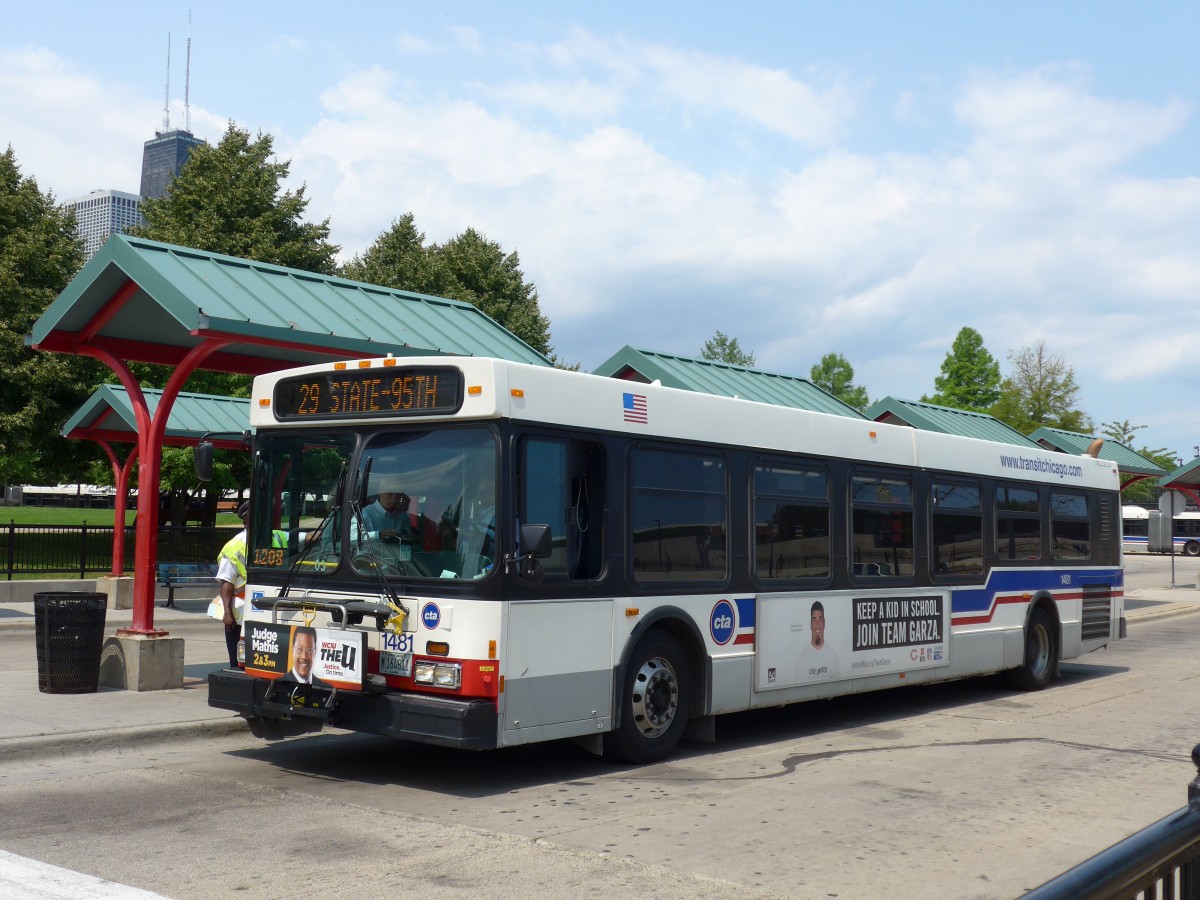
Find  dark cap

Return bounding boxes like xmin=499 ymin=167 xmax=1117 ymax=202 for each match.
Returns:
xmin=237 ymin=501 xmax=250 ymax=518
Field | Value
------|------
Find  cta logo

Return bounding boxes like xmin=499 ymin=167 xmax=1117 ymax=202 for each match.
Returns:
xmin=710 ymin=599 xmax=735 ymax=646
xmin=421 ymin=602 xmax=441 ymax=630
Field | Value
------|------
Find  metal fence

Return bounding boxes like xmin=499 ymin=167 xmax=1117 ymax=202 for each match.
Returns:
xmin=2 ymin=524 xmax=241 ymax=579
xmin=1025 ymin=745 xmax=1200 ymax=899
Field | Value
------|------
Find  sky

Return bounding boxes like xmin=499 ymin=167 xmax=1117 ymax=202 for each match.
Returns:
xmin=3 ymin=1 xmax=1198 ymax=462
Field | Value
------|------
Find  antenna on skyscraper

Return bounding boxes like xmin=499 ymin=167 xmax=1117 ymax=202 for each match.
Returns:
xmin=162 ymin=33 xmax=172 ymax=133
xmin=184 ymin=12 xmax=192 ymax=132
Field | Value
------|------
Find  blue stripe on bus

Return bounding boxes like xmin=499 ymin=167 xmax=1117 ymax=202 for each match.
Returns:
xmin=950 ymin=567 xmax=1123 ymax=615
xmin=734 ymin=597 xmax=756 ymax=628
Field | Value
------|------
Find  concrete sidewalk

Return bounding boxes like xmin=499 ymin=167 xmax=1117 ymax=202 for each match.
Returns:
xmin=0 ymin=594 xmax=247 ymax=764
xmin=0 ymin=584 xmax=1197 ymax=766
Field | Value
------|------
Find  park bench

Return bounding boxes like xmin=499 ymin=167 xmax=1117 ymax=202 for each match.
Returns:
xmin=156 ymin=562 xmax=218 ymax=607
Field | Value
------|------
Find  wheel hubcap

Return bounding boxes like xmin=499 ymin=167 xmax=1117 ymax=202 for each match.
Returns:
xmin=630 ymin=655 xmax=679 ymax=739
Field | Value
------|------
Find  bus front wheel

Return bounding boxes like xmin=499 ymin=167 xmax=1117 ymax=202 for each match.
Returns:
xmin=1004 ymin=607 xmax=1057 ymax=691
xmin=604 ymin=630 xmax=690 ymax=764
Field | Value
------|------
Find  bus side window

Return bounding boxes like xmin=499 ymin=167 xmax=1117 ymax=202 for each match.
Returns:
xmin=568 ymin=442 xmax=606 ymax=579
xmin=521 ymin=437 xmax=605 ymax=581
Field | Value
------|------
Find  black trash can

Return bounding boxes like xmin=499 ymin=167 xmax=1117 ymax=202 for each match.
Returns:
xmin=34 ymin=592 xmax=108 ymax=694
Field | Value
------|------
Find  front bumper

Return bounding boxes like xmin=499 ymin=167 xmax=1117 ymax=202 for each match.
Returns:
xmin=208 ymin=669 xmax=498 ymax=750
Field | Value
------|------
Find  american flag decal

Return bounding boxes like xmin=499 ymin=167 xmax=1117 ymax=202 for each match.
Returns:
xmin=622 ymin=392 xmax=648 ymax=423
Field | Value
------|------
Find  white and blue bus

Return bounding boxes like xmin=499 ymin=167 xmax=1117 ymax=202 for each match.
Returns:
xmin=208 ymin=356 xmax=1125 ymax=762
xmin=1122 ymin=506 xmax=1150 ymax=553
xmin=1123 ymin=505 xmax=1200 ymax=556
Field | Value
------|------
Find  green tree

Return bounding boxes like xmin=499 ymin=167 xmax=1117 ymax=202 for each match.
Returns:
xmin=1100 ymin=420 xmax=1178 ymax=505
xmin=133 ymin=122 xmax=339 ymax=274
xmin=0 ymin=146 xmax=105 ymax=486
xmin=922 ymin=326 xmax=1001 ymax=410
xmin=344 ymin=216 xmax=555 ymax=359
xmin=341 ymin=213 xmax=443 ymax=293
xmin=990 ymin=341 xmax=1091 ymax=434
xmin=432 ymin=228 xmax=552 ymax=357
xmin=810 ymin=352 xmax=870 ymax=411
xmin=1100 ymin=419 xmax=1145 ymax=447
xmin=700 ymin=330 xmax=755 ymax=366
xmin=1119 ymin=446 xmax=1178 ymax=505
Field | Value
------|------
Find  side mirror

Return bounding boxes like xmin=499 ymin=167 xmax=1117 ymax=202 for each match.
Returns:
xmin=520 ymin=524 xmax=552 ymax=559
xmin=511 ymin=524 xmax=552 ymax=584
xmin=194 ymin=440 xmax=215 ymax=482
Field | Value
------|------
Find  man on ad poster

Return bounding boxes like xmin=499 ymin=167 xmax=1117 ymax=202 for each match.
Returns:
xmin=245 ymin=622 xmax=366 ymax=688
xmin=794 ymin=600 xmax=839 ymax=682
xmin=280 ymin=626 xmax=331 ymax=687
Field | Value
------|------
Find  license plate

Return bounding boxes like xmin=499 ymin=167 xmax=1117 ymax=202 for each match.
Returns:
xmin=379 ymin=650 xmax=412 ymax=677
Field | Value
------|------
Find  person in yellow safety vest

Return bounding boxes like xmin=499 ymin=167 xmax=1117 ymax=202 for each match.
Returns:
xmin=215 ymin=501 xmax=286 ymax=668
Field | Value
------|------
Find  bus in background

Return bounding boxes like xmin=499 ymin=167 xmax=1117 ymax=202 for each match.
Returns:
xmin=1122 ymin=505 xmax=1200 ymax=556
xmin=1176 ymin=514 xmax=1200 ymax=556
xmin=1122 ymin=506 xmax=1149 ymax=553
xmin=207 ymin=356 xmax=1125 ymax=763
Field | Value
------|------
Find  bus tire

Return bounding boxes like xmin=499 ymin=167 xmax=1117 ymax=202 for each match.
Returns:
xmin=1003 ymin=607 xmax=1057 ymax=691
xmin=245 ymin=715 xmax=289 ymax=740
xmin=1184 ymin=541 xmax=1200 ymax=557
xmin=604 ymin=630 xmax=690 ymax=764
xmin=245 ymin=715 xmax=320 ymax=741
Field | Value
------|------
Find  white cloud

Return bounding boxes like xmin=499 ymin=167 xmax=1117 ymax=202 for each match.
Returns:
xmin=955 ymin=64 xmax=1190 ymax=184
xmin=291 ymin=51 xmax=1198 ymax=426
xmin=0 ymin=47 xmax=153 ymax=197
xmin=536 ymin=29 xmax=860 ymax=145
xmin=641 ymin=46 xmax=859 ymax=146
xmin=394 ymin=30 xmax=435 ymax=54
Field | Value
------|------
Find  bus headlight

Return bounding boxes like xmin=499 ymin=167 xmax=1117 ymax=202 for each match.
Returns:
xmin=413 ymin=661 xmax=461 ymax=689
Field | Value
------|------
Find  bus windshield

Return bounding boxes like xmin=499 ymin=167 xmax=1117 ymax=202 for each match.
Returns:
xmin=249 ymin=432 xmax=355 ymax=577
xmin=350 ymin=426 xmax=497 ymax=580
xmin=252 ymin=426 xmax=497 ymax=582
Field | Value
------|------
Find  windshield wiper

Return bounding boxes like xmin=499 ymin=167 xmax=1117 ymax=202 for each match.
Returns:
xmin=350 ymin=457 xmax=410 ymax=627
xmin=278 ymin=464 xmax=347 ymax=599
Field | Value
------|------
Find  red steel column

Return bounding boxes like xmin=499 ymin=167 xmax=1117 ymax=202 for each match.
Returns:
xmin=96 ymin=440 xmax=138 ymax=575
xmin=85 ymin=339 xmax=229 ymax=635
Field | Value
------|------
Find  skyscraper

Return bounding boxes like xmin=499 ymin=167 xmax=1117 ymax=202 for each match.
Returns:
xmin=62 ymin=190 xmax=145 ymax=260
xmin=139 ymin=128 xmax=205 ymax=200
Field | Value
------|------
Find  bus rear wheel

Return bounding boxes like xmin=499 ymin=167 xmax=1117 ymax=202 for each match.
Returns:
xmin=1184 ymin=541 xmax=1200 ymax=557
xmin=1003 ymin=607 xmax=1057 ymax=691
xmin=604 ymin=630 xmax=690 ymax=764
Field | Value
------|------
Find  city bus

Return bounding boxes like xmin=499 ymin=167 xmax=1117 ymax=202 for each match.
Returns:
xmin=207 ymin=355 xmax=1125 ymax=763
xmin=1122 ymin=506 xmax=1149 ymax=553
xmin=1121 ymin=505 xmax=1200 ymax=556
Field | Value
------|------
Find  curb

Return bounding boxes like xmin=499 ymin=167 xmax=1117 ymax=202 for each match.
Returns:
xmin=0 ymin=715 xmax=249 ymax=764
xmin=1127 ymin=603 xmax=1200 ymax=624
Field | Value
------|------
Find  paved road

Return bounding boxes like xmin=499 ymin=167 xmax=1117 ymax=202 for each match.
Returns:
xmin=2 ymin=557 xmax=1199 ymax=899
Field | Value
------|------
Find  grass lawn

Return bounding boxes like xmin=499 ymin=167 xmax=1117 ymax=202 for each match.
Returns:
xmin=0 ymin=507 xmax=242 ymax=527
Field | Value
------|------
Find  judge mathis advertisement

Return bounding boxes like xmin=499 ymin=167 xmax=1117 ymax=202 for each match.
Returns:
xmin=755 ymin=592 xmax=950 ymax=691
xmin=244 ymin=622 xmax=366 ymax=689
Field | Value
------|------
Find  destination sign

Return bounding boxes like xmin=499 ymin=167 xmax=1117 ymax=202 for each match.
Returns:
xmin=273 ymin=367 xmax=462 ymax=420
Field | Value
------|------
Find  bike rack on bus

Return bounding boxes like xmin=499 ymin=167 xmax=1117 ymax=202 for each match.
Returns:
xmin=254 ymin=595 xmax=413 ymax=631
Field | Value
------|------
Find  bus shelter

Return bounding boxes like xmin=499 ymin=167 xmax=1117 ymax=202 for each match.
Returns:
xmin=29 ymin=234 xmax=548 ymax=636
xmin=61 ymin=385 xmax=251 ymax=575
xmin=1159 ymin=458 xmax=1200 ymax=507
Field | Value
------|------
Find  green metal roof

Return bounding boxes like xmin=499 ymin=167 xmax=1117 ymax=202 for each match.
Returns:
xmin=1160 ymin=457 xmax=1200 ymax=489
xmin=866 ymin=397 xmax=1042 ymax=447
xmin=591 ymin=346 xmax=866 ymax=418
xmin=29 ymin=234 xmax=550 ymax=373
xmin=62 ymin=384 xmax=251 ymax=448
xmin=1030 ymin=427 xmax=1168 ymax=477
